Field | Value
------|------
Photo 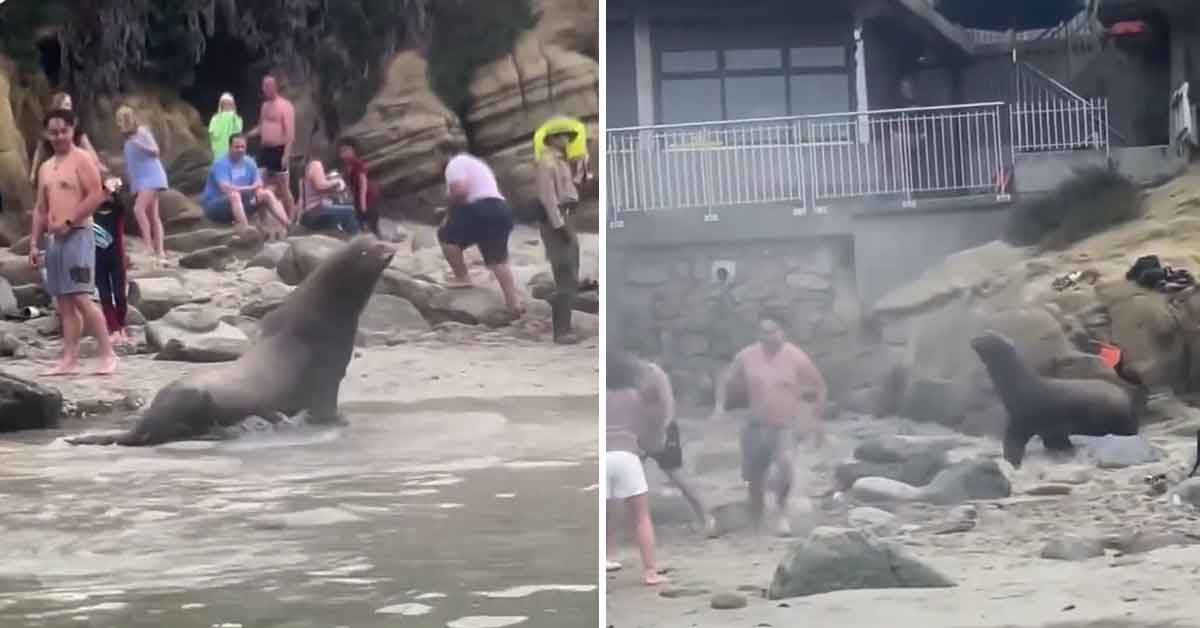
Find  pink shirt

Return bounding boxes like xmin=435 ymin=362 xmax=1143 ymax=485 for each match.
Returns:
xmin=444 ymin=154 xmax=504 ymax=203
xmin=731 ymin=342 xmax=827 ymax=426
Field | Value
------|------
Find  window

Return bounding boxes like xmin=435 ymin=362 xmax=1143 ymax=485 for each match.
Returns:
xmin=660 ymin=78 xmax=723 ymax=124
xmin=662 ymin=50 xmax=718 ymax=73
xmin=726 ymin=76 xmax=788 ymax=119
xmin=656 ymin=40 xmax=851 ymax=124
xmin=725 ymin=48 xmax=782 ymax=71
xmin=790 ymin=74 xmax=852 ymax=115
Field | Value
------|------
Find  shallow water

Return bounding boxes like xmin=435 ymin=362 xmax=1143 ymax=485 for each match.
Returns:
xmin=0 ymin=395 xmax=599 ymax=628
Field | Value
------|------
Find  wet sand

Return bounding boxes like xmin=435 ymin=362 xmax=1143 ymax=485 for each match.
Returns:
xmin=0 ymin=341 xmax=599 ymax=628
xmin=607 ymin=412 xmax=1200 ymax=628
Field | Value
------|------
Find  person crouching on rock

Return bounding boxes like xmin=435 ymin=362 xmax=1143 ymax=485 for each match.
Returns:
xmin=29 ymin=108 xmax=119 ymax=376
xmin=534 ymin=121 xmax=582 ymax=345
xmin=337 ymin=138 xmax=381 ymax=237
xmin=94 ymin=176 xmax=131 ymax=346
xmin=300 ymin=157 xmax=360 ymax=234
xmin=437 ymin=153 xmax=523 ymax=315
xmin=200 ymin=134 xmax=291 ymax=232
xmin=607 ymin=350 xmax=669 ymax=586
xmin=711 ymin=311 xmax=828 ymax=536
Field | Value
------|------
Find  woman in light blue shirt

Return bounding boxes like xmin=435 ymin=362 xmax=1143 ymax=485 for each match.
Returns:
xmin=116 ymin=105 xmax=170 ymax=263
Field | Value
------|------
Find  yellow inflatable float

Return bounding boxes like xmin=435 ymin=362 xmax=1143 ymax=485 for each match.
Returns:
xmin=533 ymin=116 xmax=589 ymax=161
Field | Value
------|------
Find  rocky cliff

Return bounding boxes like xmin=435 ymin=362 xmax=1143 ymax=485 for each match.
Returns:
xmin=0 ymin=0 xmax=598 ymax=243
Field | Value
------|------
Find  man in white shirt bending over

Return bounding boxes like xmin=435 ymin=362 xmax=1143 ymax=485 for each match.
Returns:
xmin=438 ymin=153 xmax=523 ymax=315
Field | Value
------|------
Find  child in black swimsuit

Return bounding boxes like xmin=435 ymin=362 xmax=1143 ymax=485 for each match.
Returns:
xmin=94 ymin=177 xmax=130 ymax=344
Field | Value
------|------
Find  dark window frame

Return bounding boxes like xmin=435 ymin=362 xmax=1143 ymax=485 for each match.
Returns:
xmin=654 ymin=43 xmax=855 ymax=124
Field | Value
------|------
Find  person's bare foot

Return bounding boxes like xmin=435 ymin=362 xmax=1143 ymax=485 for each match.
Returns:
xmin=92 ymin=354 xmax=118 ymax=376
xmin=643 ymin=570 xmax=668 ymax=586
xmin=703 ymin=514 xmax=720 ymax=539
xmin=43 ymin=361 xmax=80 ymax=376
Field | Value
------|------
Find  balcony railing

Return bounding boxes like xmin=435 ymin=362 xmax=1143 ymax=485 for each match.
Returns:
xmin=606 ymin=102 xmax=1010 ymax=221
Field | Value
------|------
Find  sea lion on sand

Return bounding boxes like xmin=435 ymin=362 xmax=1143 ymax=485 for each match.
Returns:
xmin=66 ymin=235 xmax=396 ymax=446
xmin=970 ymin=330 xmax=1141 ymax=468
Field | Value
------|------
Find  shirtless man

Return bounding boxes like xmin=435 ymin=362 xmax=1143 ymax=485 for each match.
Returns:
xmin=712 ymin=313 xmax=827 ymax=535
xmin=247 ymin=75 xmax=297 ymax=222
xmin=633 ymin=355 xmax=719 ymax=538
xmin=28 ymin=108 xmax=118 ymax=376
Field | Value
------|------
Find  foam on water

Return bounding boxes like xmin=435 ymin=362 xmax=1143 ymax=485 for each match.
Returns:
xmin=501 ymin=460 xmax=580 ymax=470
xmin=375 ymin=602 xmax=433 ymax=616
xmin=474 ymin=584 xmax=597 ymax=598
xmin=447 ymin=616 xmax=529 ymax=628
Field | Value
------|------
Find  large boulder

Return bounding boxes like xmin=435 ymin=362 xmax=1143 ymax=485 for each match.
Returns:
xmin=128 ymin=276 xmax=193 ymax=321
xmin=428 ymin=287 xmax=517 ymax=327
xmin=276 ymin=235 xmax=345 ymax=286
xmin=0 ymin=276 xmax=17 ymax=317
xmin=0 ymin=58 xmax=33 ymax=246
xmin=465 ymin=36 xmax=599 ymax=211
xmin=356 ymin=293 xmax=431 ymax=346
xmin=340 ymin=52 xmax=468 ymax=222
xmin=767 ymin=527 xmax=955 ymax=600
xmin=146 ymin=304 xmax=249 ymax=363
xmin=533 ymin=0 xmax=599 ymax=55
xmin=920 ymin=458 xmax=1012 ymax=505
xmin=0 ymin=371 xmax=62 ymax=432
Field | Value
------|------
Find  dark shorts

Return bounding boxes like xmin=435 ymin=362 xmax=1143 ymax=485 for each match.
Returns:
xmin=44 ymin=227 xmax=95 ymax=297
xmin=740 ymin=420 xmax=795 ymax=484
xmin=647 ymin=421 xmax=683 ymax=471
xmin=437 ymin=197 xmax=514 ymax=266
xmin=202 ymin=191 xmax=258 ymax=224
xmin=259 ymin=145 xmax=287 ymax=175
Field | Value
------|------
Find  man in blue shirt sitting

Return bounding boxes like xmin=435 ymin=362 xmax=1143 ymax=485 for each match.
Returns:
xmin=202 ymin=133 xmax=290 ymax=229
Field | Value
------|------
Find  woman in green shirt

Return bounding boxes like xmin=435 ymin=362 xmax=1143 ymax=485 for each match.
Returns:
xmin=208 ymin=92 xmax=243 ymax=160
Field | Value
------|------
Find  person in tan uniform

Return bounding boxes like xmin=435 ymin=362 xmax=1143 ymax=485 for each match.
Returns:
xmin=534 ymin=127 xmax=582 ymax=344
xmin=712 ymin=312 xmax=827 ymax=535
xmin=28 ymin=109 xmax=118 ymax=376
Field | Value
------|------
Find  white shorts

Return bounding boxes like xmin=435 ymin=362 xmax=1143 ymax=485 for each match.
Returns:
xmin=606 ymin=450 xmax=649 ymax=500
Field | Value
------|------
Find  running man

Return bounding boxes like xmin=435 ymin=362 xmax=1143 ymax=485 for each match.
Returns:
xmin=247 ymin=74 xmax=297 ymax=221
xmin=28 ymin=108 xmax=118 ymax=376
xmin=712 ymin=312 xmax=827 ymax=535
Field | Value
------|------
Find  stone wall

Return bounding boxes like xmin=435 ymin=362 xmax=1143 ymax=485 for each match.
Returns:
xmin=609 ymin=236 xmax=867 ymax=406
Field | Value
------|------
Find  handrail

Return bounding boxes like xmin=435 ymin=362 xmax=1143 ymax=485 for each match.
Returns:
xmin=607 ymin=102 xmax=1008 ymax=134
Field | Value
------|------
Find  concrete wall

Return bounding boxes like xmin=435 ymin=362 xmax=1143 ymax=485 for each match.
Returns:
xmin=1013 ymin=151 xmax=1109 ymax=194
xmin=1111 ymin=144 xmax=1189 ymax=185
xmin=852 ymin=206 xmax=1011 ymax=307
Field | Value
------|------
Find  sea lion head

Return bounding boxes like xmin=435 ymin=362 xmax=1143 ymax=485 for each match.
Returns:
xmin=309 ymin=234 xmax=397 ymax=296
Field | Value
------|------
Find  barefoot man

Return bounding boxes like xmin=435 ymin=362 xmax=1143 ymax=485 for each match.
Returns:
xmin=712 ymin=312 xmax=827 ymax=535
xmin=29 ymin=108 xmax=119 ymax=376
xmin=247 ymin=74 xmax=297 ymax=222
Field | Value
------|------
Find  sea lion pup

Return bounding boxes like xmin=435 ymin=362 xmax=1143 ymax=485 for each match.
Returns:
xmin=66 ymin=235 xmax=396 ymax=446
xmin=970 ymin=330 xmax=1141 ymax=468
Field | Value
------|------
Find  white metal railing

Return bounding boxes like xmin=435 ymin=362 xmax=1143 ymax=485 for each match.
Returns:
xmin=606 ymin=102 xmax=1009 ymax=219
xmin=964 ymin=9 xmax=1096 ymax=47
xmin=1010 ymin=97 xmax=1109 ymax=155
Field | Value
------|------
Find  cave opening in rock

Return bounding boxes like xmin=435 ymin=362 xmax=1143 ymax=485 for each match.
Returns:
xmin=36 ymin=36 xmax=62 ymax=87
xmin=181 ymin=32 xmax=267 ymax=128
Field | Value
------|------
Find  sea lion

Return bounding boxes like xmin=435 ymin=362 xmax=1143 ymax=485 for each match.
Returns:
xmin=66 ymin=235 xmax=396 ymax=446
xmin=970 ymin=330 xmax=1141 ymax=468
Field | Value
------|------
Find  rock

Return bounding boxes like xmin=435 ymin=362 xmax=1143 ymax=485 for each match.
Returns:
xmin=847 ymin=507 xmax=899 ymax=536
xmin=376 ymin=270 xmax=445 ymax=315
xmin=465 ymin=36 xmax=598 ymax=210
xmin=341 ymin=52 xmax=468 ymax=221
xmin=128 ymin=276 xmax=192 ymax=321
xmin=164 ymin=226 xmax=263 ymax=255
xmin=0 ymin=275 xmax=16 ymax=316
xmin=276 ymin=235 xmax=345 ymax=285
xmin=833 ymin=450 xmax=949 ymax=490
xmin=919 ymin=458 xmax=1012 ymax=505
xmin=240 ymin=282 xmax=294 ymax=319
xmin=767 ymin=527 xmax=955 ymax=600
xmin=709 ymin=592 xmax=748 ymax=610
xmin=238 ymin=266 xmax=278 ymax=285
xmin=1041 ymin=536 xmax=1105 ymax=561
xmin=154 ymin=188 xmax=207 ymax=233
xmin=1071 ymin=434 xmax=1166 ymax=468
xmin=356 ymin=293 xmax=431 ymax=347
xmin=1104 ymin=530 xmax=1200 ymax=555
xmin=428 ymin=287 xmax=516 ymax=327
xmin=179 ymin=245 xmax=235 ymax=271
xmin=247 ymin=241 xmax=290 ymax=270
xmin=849 ymin=477 xmax=922 ymax=503
xmin=0 ymin=372 xmax=62 ymax=432
xmin=0 ymin=61 xmax=34 ymax=245
xmin=1172 ymin=477 xmax=1200 ymax=508
xmin=11 ymin=283 xmax=48 ymax=309
xmin=1027 ymin=484 xmax=1073 ymax=496
xmin=146 ymin=304 xmax=249 ymax=362
xmin=0 ymin=252 xmax=42 ymax=287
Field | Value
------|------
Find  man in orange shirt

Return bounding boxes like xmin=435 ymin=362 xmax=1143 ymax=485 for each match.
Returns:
xmin=712 ymin=312 xmax=827 ymax=535
xmin=28 ymin=108 xmax=118 ymax=376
